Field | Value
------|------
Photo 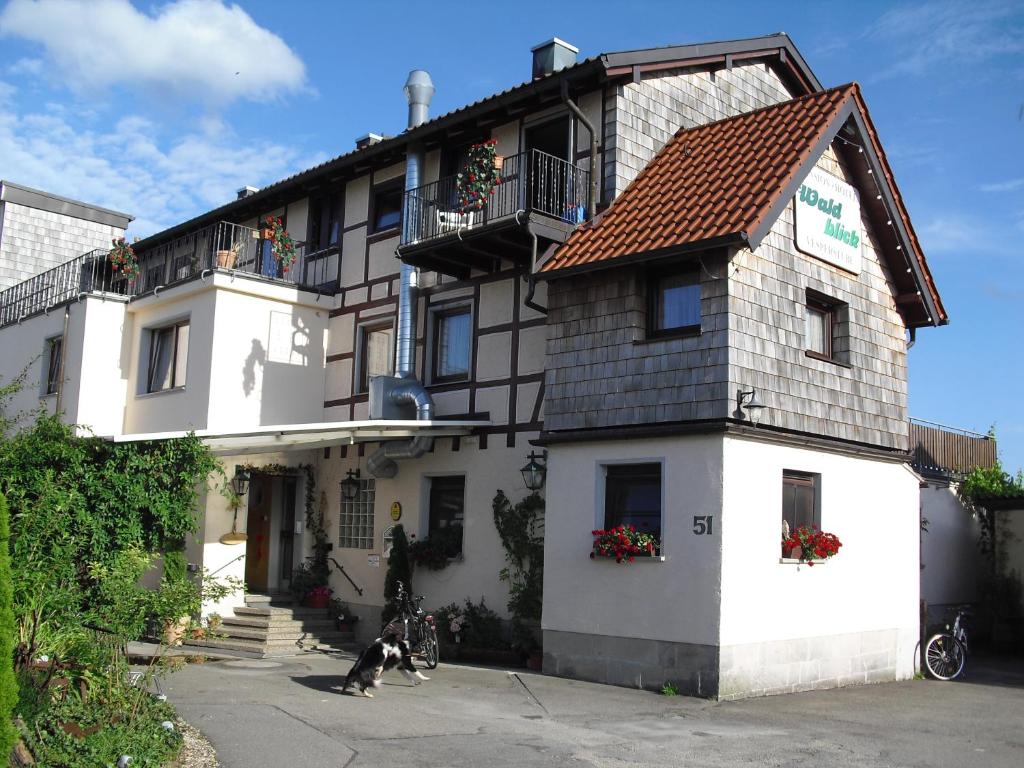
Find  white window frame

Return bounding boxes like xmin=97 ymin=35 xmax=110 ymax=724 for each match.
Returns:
xmin=355 ymin=318 xmax=395 ymax=393
xmin=426 ymin=300 xmax=473 ymax=385
xmin=42 ymin=334 xmax=63 ymax=396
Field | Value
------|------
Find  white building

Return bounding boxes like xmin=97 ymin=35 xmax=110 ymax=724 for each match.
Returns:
xmin=0 ymin=34 xmax=950 ymax=698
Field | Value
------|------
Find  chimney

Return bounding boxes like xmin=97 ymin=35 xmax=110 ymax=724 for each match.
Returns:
xmin=356 ymin=133 xmax=384 ymax=150
xmin=236 ymin=185 xmax=258 ymax=200
xmin=531 ymin=38 xmax=578 ymax=79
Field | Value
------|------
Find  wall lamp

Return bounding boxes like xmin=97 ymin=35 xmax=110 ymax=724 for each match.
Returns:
xmin=232 ymin=465 xmax=251 ymax=497
xmin=521 ymin=450 xmax=548 ymax=491
xmin=341 ymin=468 xmax=361 ymax=502
xmin=736 ymin=388 xmax=766 ymax=426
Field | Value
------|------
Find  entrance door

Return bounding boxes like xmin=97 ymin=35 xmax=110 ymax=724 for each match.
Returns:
xmin=278 ymin=476 xmax=297 ymax=586
xmin=524 ymin=117 xmax=573 ymax=216
xmin=245 ymin=474 xmax=273 ymax=591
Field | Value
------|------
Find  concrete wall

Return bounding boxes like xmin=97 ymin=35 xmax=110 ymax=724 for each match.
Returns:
xmin=543 ymin=434 xmax=724 ymax=694
xmin=728 ymin=146 xmax=909 ymax=450
xmin=718 ymin=435 xmax=920 ymax=698
xmin=920 ymin=482 xmax=984 ymax=620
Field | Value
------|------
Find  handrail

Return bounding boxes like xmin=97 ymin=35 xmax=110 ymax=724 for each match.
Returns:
xmin=328 ymin=556 xmax=364 ymax=597
xmin=207 ymin=552 xmax=246 ymax=578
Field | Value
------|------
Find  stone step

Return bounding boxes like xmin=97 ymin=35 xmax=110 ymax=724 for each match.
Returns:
xmin=244 ymin=592 xmax=292 ymax=605
xmin=234 ymin=606 xmax=330 ymax=619
xmin=221 ymin=615 xmax=338 ymax=632
xmin=192 ymin=635 xmax=359 ymax=658
xmin=217 ymin=625 xmax=355 ymax=642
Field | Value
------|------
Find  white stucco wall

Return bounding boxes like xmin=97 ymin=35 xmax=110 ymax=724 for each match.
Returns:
xmin=920 ymin=482 xmax=983 ymax=614
xmin=324 ymin=433 xmax=539 ymax=624
xmin=718 ymin=436 xmax=920 ymax=694
xmin=0 ymin=307 xmax=73 ymax=424
xmin=543 ymin=434 xmax=724 ymax=646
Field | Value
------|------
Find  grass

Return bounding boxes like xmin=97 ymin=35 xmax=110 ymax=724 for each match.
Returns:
xmin=661 ymin=681 xmax=679 ymax=696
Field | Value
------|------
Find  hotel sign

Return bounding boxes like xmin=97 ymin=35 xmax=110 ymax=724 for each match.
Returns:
xmin=794 ymin=167 xmax=862 ymax=274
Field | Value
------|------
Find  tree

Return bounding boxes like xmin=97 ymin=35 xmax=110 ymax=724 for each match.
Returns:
xmin=383 ymin=524 xmax=412 ymax=622
xmin=0 ymin=493 xmax=17 ymax=759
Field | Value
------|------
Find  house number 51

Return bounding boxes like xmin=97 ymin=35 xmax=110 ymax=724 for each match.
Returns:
xmin=692 ymin=515 xmax=713 ymax=535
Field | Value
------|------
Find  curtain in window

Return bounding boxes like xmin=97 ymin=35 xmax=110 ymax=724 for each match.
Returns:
xmin=174 ymin=324 xmax=189 ymax=387
xmin=806 ymin=306 xmax=827 ymax=353
xmin=46 ymin=337 xmax=62 ymax=394
xmin=366 ymin=327 xmax=393 ymax=380
xmin=604 ymin=464 xmax=661 ymax=537
xmin=658 ymin=274 xmax=700 ymax=329
xmin=782 ymin=474 xmax=817 ymax=530
xmin=148 ymin=327 xmax=174 ymax=391
xmin=437 ymin=312 xmax=470 ymax=377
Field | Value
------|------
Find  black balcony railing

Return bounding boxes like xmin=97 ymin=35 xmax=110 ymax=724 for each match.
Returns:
xmin=401 ymin=149 xmax=590 ymax=246
xmin=0 ymin=221 xmax=336 ymax=329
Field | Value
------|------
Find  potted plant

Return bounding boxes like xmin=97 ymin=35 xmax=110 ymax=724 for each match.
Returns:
xmin=304 ymin=584 xmax=332 ymax=609
xmin=108 ymin=236 xmax=140 ymax=280
xmin=590 ymin=525 xmax=658 ymax=563
xmin=456 ymin=139 xmax=503 ymax=214
xmin=216 ymin=239 xmax=243 ymax=269
xmin=782 ymin=525 xmax=842 ymax=565
xmin=329 ymin=598 xmax=360 ymax=632
xmin=261 ymin=215 xmax=297 ymax=273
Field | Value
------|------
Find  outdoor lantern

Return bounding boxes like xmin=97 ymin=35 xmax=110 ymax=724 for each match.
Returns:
xmin=737 ymin=388 xmax=766 ymax=426
xmin=520 ymin=451 xmax=548 ymax=491
xmin=341 ymin=469 xmax=361 ymax=502
xmin=232 ymin=465 xmax=251 ymax=497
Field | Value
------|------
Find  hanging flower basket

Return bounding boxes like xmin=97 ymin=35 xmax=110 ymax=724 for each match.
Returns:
xmin=262 ymin=216 xmax=297 ymax=273
xmin=456 ymin=139 xmax=502 ymax=214
xmin=590 ymin=525 xmax=658 ymax=563
xmin=782 ymin=525 xmax=842 ymax=566
xmin=108 ymin=237 xmax=139 ymax=280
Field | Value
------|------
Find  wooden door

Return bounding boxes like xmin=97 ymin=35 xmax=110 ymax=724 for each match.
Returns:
xmin=245 ymin=475 xmax=273 ymax=590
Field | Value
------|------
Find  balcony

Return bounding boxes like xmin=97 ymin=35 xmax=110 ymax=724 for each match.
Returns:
xmin=0 ymin=221 xmax=337 ymax=329
xmin=910 ymin=419 xmax=997 ymax=478
xmin=399 ymin=149 xmax=590 ymax=277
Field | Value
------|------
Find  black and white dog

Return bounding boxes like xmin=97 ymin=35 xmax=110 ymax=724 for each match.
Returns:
xmin=341 ymin=634 xmax=429 ymax=697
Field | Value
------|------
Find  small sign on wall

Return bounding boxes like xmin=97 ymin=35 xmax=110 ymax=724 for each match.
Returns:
xmin=794 ymin=166 xmax=862 ymax=275
xmin=390 ymin=501 xmax=402 ymax=521
xmin=367 ymin=554 xmax=380 ymax=568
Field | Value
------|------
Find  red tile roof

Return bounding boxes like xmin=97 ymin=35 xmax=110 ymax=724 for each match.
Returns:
xmin=539 ymin=83 xmax=946 ymax=325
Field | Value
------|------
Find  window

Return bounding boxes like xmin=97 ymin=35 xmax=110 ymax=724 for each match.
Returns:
xmin=427 ymin=475 xmax=465 ymax=557
xmin=371 ymin=184 xmax=403 ymax=233
xmin=648 ymin=267 xmax=701 ymax=336
xmin=781 ymin=470 xmax=819 ymax=533
xmin=43 ymin=335 xmax=63 ymax=395
xmin=431 ymin=307 xmax=471 ymax=382
xmin=604 ymin=463 xmax=662 ymax=543
xmin=339 ymin=477 xmax=375 ymax=549
xmin=805 ymin=290 xmax=850 ymax=364
xmin=147 ymin=320 xmax=189 ymax=392
xmin=358 ymin=322 xmax=394 ymax=392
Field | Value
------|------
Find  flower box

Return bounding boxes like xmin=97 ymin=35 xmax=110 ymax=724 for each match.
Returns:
xmin=591 ymin=525 xmax=659 ymax=563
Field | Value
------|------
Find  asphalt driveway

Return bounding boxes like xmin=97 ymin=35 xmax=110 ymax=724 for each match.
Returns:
xmin=165 ymin=651 xmax=1024 ymax=767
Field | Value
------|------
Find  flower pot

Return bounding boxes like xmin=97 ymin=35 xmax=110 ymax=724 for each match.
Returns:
xmin=216 ymin=249 xmax=237 ymax=268
xmin=304 ymin=593 xmax=330 ymax=609
xmin=259 ymin=227 xmax=273 ymax=240
xmin=493 ymin=155 xmax=504 ymax=172
xmin=526 ymin=649 xmax=543 ymax=671
xmin=163 ymin=615 xmax=190 ymax=646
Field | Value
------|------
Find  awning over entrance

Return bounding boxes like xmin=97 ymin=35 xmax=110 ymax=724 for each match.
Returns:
xmin=106 ymin=419 xmax=488 ymax=456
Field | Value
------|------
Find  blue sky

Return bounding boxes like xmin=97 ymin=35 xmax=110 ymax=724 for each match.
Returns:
xmin=1 ymin=0 xmax=1021 ymax=470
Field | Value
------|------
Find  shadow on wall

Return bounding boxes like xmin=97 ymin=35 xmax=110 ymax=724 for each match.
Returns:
xmin=240 ymin=308 xmax=322 ymax=426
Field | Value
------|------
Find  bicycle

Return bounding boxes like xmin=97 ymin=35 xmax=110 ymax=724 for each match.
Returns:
xmin=381 ymin=581 xmax=439 ymax=670
xmin=924 ymin=607 xmax=970 ymax=680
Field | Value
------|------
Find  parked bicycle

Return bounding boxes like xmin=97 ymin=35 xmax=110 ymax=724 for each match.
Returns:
xmin=381 ymin=581 xmax=439 ymax=670
xmin=924 ymin=606 xmax=970 ymax=680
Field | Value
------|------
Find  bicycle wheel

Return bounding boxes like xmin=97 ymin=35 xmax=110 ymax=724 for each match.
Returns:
xmin=422 ymin=624 xmax=439 ymax=669
xmin=925 ymin=633 xmax=965 ymax=680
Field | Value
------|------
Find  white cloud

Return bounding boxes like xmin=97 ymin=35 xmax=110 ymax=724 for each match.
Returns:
xmin=917 ymin=213 xmax=998 ymax=255
xmin=0 ymin=79 xmax=327 ymax=237
xmin=0 ymin=0 xmax=307 ymax=103
xmin=979 ymin=177 xmax=1024 ymax=193
xmin=870 ymin=0 xmax=1024 ymax=77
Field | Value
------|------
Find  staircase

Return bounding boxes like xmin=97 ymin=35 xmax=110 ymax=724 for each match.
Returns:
xmin=193 ymin=593 xmax=359 ymax=658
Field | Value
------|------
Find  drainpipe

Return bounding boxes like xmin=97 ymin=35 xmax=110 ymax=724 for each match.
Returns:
xmin=54 ymin=305 xmax=70 ymax=415
xmin=906 ymin=326 xmax=917 ymax=350
xmin=561 ymin=80 xmax=599 ymax=220
xmin=368 ymin=70 xmax=437 ymax=479
xmin=523 ymin=226 xmax=546 ymax=315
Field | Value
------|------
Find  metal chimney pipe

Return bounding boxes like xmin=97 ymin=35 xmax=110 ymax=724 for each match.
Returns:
xmin=404 ymin=70 xmax=435 ymax=130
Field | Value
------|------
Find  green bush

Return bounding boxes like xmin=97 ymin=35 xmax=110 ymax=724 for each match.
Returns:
xmin=0 ymin=493 xmax=17 ymax=758
xmin=383 ymin=524 xmax=412 ymax=622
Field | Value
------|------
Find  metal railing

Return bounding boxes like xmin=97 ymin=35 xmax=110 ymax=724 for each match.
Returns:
xmin=0 ymin=221 xmax=337 ymax=327
xmin=401 ymin=148 xmax=590 ymax=246
xmin=909 ymin=419 xmax=997 ymax=476
xmin=0 ymin=249 xmax=126 ymax=327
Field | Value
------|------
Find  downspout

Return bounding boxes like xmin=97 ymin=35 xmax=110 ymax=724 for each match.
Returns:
xmin=561 ymin=80 xmax=599 ymax=219
xmin=523 ymin=226 xmax=546 ymax=315
xmin=906 ymin=326 xmax=917 ymax=350
xmin=54 ymin=305 xmax=70 ymax=415
xmin=368 ymin=70 xmax=436 ymax=479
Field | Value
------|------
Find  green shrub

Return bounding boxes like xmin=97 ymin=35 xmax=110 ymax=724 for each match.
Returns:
xmin=460 ymin=598 xmax=505 ymax=650
xmin=383 ymin=524 xmax=412 ymax=622
xmin=0 ymin=493 xmax=17 ymax=758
